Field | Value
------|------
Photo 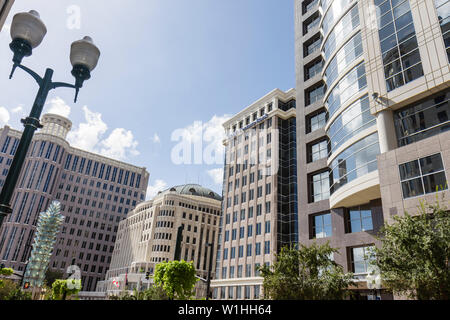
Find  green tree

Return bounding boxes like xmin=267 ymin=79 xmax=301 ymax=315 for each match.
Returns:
xmin=4 ymin=287 xmax=32 ymax=300
xmin=153 ymin=260 xmax=198 ymax=300
xmin=0 ymin=267 xmax=14 ymax=289
xmin=260 ymin=243 xmax=354 ymax=300
xmin=374 ymin=200 xmax=450 ymax=300
xmin=0 ymin=279 xmax=18 ymax=300
xmin=50 ymin=279 xmax=82 ymax=300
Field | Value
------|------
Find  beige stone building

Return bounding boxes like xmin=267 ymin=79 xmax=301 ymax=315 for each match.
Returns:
xmin=98 ymin=184 xmax=222 ymax=297
xmin=211 ymin=88 xmax=297 ymax=300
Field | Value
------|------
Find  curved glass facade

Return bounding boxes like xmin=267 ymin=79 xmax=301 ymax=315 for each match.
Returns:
xmin=327 ymin=94 xmax=376 ymax=155
xmin=326 ymin=62 xmax=367 ymax=118
xmin=324 ymin=32 xmax=363 ymax=87
xmin=329 ymin=133 xmax=380 ymax=194
xmin=323 ymin=5 xmax=360 ymax=61
xmin=322 ymin=0 xmax=356 ymax=36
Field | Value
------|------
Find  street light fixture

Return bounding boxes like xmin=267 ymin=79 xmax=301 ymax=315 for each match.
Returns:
xmin=0 ymin=10 xmax=100 ymax=227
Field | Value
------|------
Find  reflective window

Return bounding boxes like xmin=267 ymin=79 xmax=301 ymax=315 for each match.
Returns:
xmin=346 ymin=205 xmax=373 ymax=233
xmin=322 ymin=0 xmax=355 ymax=36
xmin=326 ymin=63 xmax=367 ymax=118
xmin=350 ymin=246 xmax=375 ymax=274
xmin=399 ymin=153 xmax=448 ymax=198
xmin=306 ymin=84 xmax=325 ymax=106
xmin=375 ymin=0 xmax=423 ymax=91
xmin=323 ymin=5 xmax=360 ymax=61
xmin=327 ymin=94 xmax=376 ymax=155
xmin=330 ymin=133 xmax=380 ymax=195
xmin=308 ymin=140 xmax=329 ymax=162
xmin=435 ymin=0 xmax=450 ymax=62
xmin=310 ymin=171 xmax=330 ymax=202
xmin=307 ymin=110 xmax=328 ymax=133
xmin=312 ymin=213 xmax=332 ymax=238
xmin=394 ymin=89 xmax=450 ymax=146
xmin=304 ymin=13 xmax=321 ymax=35
xmin=305 ymin=36 xmax=322 ymax=57
xmin=325 ymin=32 xmax=363 ymax=87
xmin=305 ymin=59 xmax=323 ymax=80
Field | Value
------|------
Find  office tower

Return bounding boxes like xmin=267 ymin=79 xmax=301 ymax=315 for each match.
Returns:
xmin=295 ymin=0 xmax=449 ymax=298
xmin=99 ymin=184 xmax=221 ymax=297
xmin=211 ymin=88 xmax=298 ymax=300
xmin=0 ymin=113 xmax=149 ymax=291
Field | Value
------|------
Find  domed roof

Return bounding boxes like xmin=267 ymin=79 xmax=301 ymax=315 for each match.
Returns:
xmin=158 ymin=184 xmax=222 ymax=201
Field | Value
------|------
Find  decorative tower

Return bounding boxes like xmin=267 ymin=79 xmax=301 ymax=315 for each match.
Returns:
xmin=23 ymin=201 xmax=64 ymax=288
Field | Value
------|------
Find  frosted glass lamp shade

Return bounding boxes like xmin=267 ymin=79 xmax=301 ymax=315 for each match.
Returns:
xmin=10 ymin=10 xmax=47 ymax=49
xmin=70 ymin=36 xmax=100 ymax=72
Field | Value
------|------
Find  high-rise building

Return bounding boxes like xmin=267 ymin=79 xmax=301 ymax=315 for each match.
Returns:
xmin=0 ymin=0 xmax=14 ymax=32
xmin=0 ymin=113 xmax=149 ymax=291
xmin=295 ymin=0 xmax=449 ymax=298
xmin=211 ymin=88 xmax=297 ymax=300
xmin=98 ymin=184 xmax=222 ymax=297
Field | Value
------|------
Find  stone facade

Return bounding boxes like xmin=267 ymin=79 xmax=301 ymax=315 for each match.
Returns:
xmin=211 ymin=88 xmax=298 ymax=300
xmin=98 ymin=184 xmax=221 ymax=298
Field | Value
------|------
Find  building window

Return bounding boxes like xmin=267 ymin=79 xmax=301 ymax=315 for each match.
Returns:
xmin=309 ymin=171 xmax=330 ymax=203
xmin=399 ymin=153 xmax=448 ymax=199
xmin=349 ymin=246 xmax=375 ymax=274
xmin=326 ymin=63 xmax=367 ymax=118
xmin=305 ymin=58 xmax=323 ymax=81
xmin=308 ymin=140 xmax=328 ymax=162
xmin=311 ymin=213 xmax=332 ymax=239
xmin=346 ymin=205 xmax=373 ymax=233
xmin=327 ymin=94 xmax=375 ymax=155
xmin=304 ymin=34 xmax=322 ymax=57
xmin=394 ymin=89 xmax=450 ymax=147
xmin=435 ymin=0 xmax=450 ymax=62
xmin=324 ymin=32 xmax=363 ymax=87
xmin=307 ymin=110 xmax=328 ymax=133
xmin=330 ymin=133 xmax=380 ymax=195
xmin=375 ymin=0 xmax=423 ymax=91
xmin=305 ymin=83 xmax=325 ymax=106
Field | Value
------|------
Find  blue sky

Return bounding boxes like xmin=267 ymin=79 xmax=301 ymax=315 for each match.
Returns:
xmin=0 ymin=0 xmax=295 ymax=198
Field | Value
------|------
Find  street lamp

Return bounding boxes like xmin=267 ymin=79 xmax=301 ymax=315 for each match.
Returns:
xmin=0 ymin=10 xmax=100 ymax=227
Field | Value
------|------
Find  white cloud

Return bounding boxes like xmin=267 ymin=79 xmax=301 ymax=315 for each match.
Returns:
xmin=11 ymin=106 xmax=24 ymax=114
xmin=146 ymin=179 xmax=168 ymax=200
xmin=207 ymin=168 xmax=224 ymax=185
xmin=0 ymin=107 xmax=10 ymax=125
xmin=151 ymin=133 xmax=161 ymax=144
xmin=45 ymin=97 xmax=71 ymax=118
xmin=67 ymin=105 xmax=107 ymax=151
xmin=67 ymin=104 xmax=139 ymax=161
xmin=99 ymin=128 xmax=140 ymax=160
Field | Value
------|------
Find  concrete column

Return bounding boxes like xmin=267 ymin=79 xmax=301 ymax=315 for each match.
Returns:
xmin=376 ymin=109 xmax=397 ymax=153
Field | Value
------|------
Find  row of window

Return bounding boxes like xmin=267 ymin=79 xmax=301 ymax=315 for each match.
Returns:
xmin=222 ymin=241 xmax=271 ymax=262
xmin=214 ymin=284 xmax=261 ymax=300
xmin=223 ymin=222 xmax=271 ymax=242
xmin=225 ymin=203 xmax=271 ymax=223
xmin=63 ymin=153 xmax=142 ymax=189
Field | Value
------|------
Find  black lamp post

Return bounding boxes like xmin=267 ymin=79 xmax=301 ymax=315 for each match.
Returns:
xmin=0 ymin=10 xmax=100 ymax=228
xmin=205 ymin=242 xmax=214 ymax=301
